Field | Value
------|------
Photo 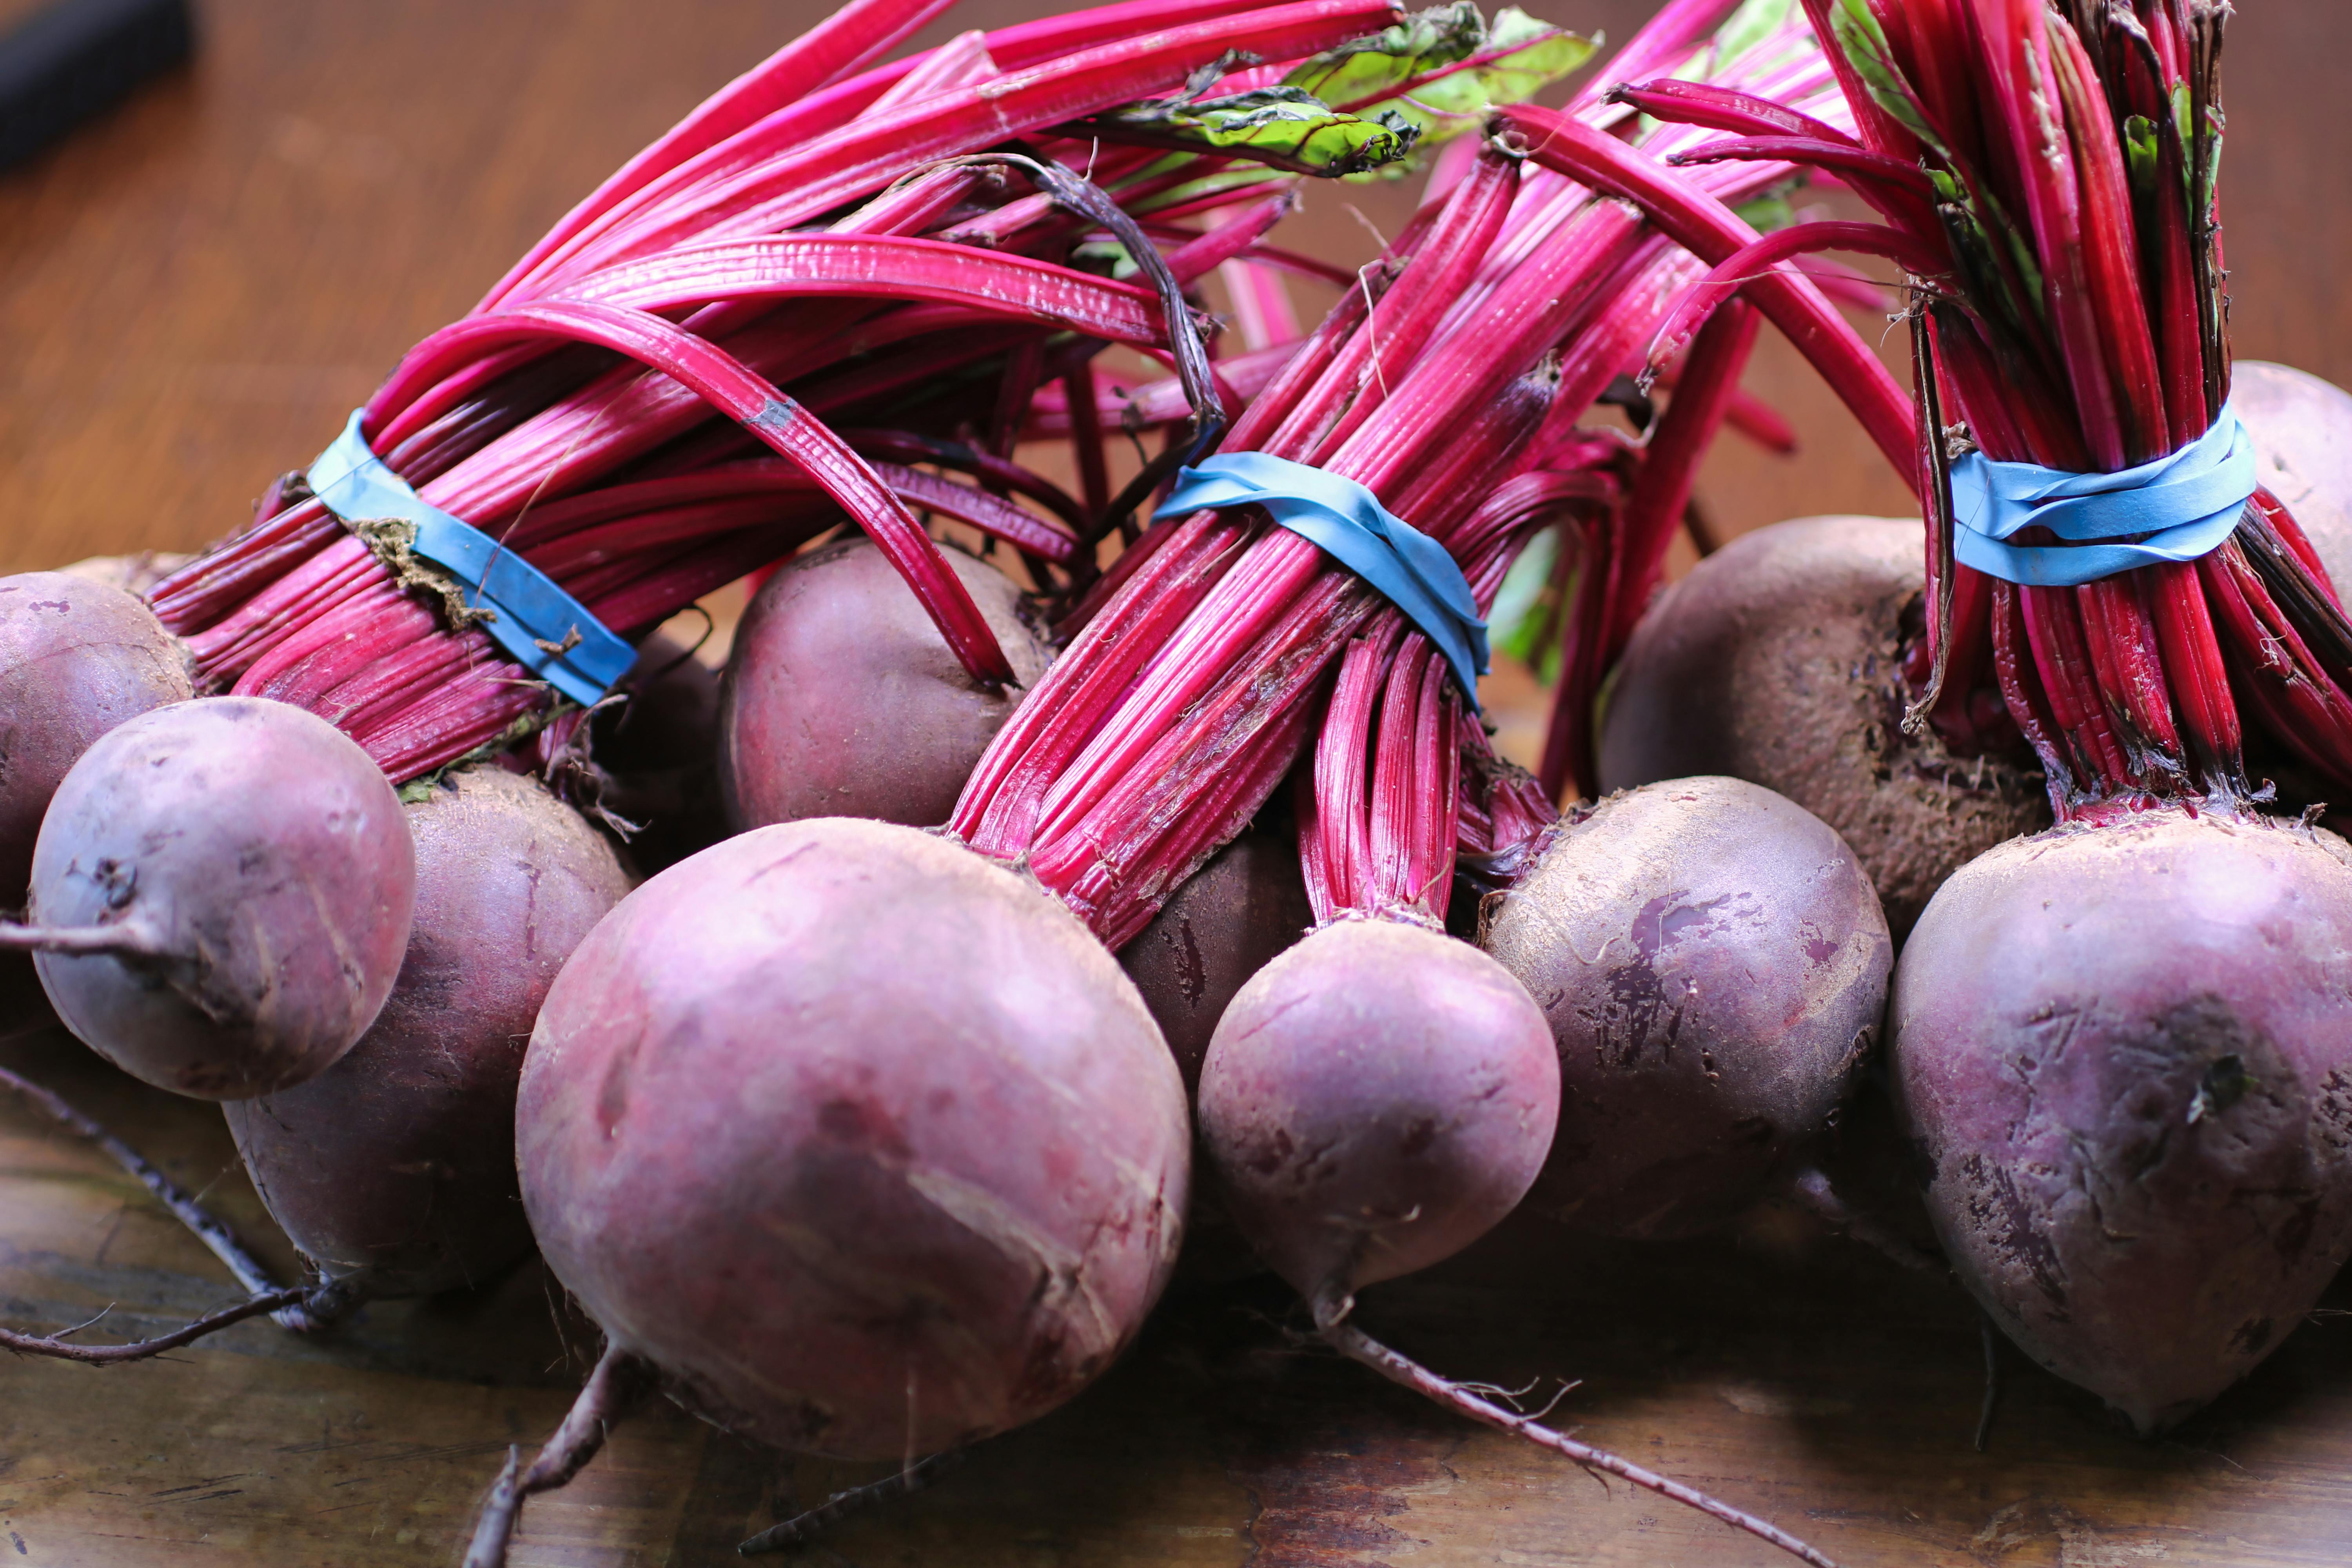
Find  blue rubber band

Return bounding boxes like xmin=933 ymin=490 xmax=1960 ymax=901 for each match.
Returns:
xmin=1155 ymin=452 xmax=1489 ymax=708
xmin=307 ymin=410 xmax=635 ymax=707
xmin=1950 ymin=405 xmax=2257 ymax=588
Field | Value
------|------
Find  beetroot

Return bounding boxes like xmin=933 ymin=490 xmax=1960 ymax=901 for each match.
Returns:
xmin=6 ymin=697 xmax=415 ymax=1098
xmin=586 ymin=632 xmax=730 ymax=874
xmin=468 ymin=817 xmax=1188 ymax=1558
xmin=224 ymin=768 xmax=630 ymax=1300
xmin=719 ymin=539 xmax=1050 ymax=831
xmin=1597 ymin=517 xmax=2048 ymax=938
xmin=1199 ymin=917 xmax=1558 ymax=1299
xmin=2235 ymin=361 xmax=2352 ymax=592
xmin=1893 ymin=806 xmax=2352 ymax=1434
xmin=56 ymin=552 xmax=194 ymax=597
xmin=1120 ymin=824 xmax=1313 ymax=1094
xmin=1481 ymin=777 xmax=1891 ymax=1239
xmin=0 ymin=572 xmax=192 ymax=902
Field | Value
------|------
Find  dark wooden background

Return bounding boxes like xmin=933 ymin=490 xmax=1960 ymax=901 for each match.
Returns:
xmin=5 ymin=3 xmax=2352 ymax=1565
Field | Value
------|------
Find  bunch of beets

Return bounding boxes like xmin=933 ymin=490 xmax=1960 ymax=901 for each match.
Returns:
xmin=2 ymin=0 xmax=2348 ymax=1563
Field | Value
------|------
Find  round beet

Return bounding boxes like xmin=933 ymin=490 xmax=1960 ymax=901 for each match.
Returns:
xmin=590 ymin=632 xmax=728 ymax=874
xmin=1120 ymin=825 xmax=1314 ymax=1094
xmin=0 ymin=572 xmax=192 ymax=901
xmin=517 ymin=817 xmax=1187 ymax=1459
xmin=719 ymin=539 xmax=1050 ymax=830
xmin=1597 ymin=517 xmax=2048 ymax=938
xmin=225 ymin=768 xmax=631 ymax=1298
xmin=1481 ymin=777 xmax=1891 ymax=1239
xmin=56 ymin=552 xmax=194 ymax=597
xmin=1893 ymin=807 xmax=2352 ymax=1434
xmin=14 ymin=697 xmax=415 ymax=1099
xmin=2235 ymin=360 xmax=2352 ymax=591
xmin=1198 ymin=918 xmax=1559 ymax=1298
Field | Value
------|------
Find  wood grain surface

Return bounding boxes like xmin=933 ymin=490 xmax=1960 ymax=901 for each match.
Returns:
xmin=6 ymin=3 xmax=2352 ymax=1566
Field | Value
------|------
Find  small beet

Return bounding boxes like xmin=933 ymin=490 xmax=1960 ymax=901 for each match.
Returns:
xmin=1120 ymin=824 xmax=1314 ymax=1094
xmin=11 ymin=697 xmax=415 ymax=1099
xmin=1597 ymin=517 xmax=2047 ymax=938
xmin=1198 ymin=917 xmax=1558 ymax=1298
xmin=1481 ymin=777 xmax=1891 ymax=1239
xmin=719 ymin=539 xmax=1050 ymax=830
xmin=0 ymin=572 xmax=193 ymax=902
xmin=2235 ymin=360 xmax=2352 ymax=592
xmin=225 ymin=768 xmax=631 ymax=1299
xmin=591 ymin=632 xmax=729 ymax=874
xmin=516 ymin=818 xmax=1186 ymax=1460
xmin=1893 ymin=806 xmax=2352 ymax=1434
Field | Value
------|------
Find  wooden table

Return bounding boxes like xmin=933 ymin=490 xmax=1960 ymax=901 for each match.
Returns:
xmin=7 ymin=3 xmax=2352 ymax=1565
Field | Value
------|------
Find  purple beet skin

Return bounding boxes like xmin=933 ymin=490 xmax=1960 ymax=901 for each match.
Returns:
xmin=718 ymin=539 xmax=1049 ymax=831
xmin=23 ymin=698 xmax=415 ymax=1099
xmin=1894 ymin=806 xmax=2352 ymax=1434
xmin=225 ymin=767 xmax=632 ymax=1298
xmin=517 ymin=817 xmax=1188 ymax=1459
xmin=1481 ymin=777 xmax=1891 ymax=1239
xmin=1199 ymin=917 xmax=1560 ymax=1299
xmin=0 ymin=572 xmax=192 ymax=901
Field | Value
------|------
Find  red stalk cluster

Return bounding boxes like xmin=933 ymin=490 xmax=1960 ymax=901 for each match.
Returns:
xmin=145 ymin=0 xmax=1410 ymax=783
xmin=1603 ymin=0 xmax=2352 ymax=818
xmin=950 ymin=0 xmax=1874 ymax=943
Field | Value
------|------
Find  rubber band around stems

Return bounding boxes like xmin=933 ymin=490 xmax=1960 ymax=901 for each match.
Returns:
xmin=1155 ymin=452 xmax=1489 ymax=708
xmin=1950 ymin=405 xmax=2258 ymax=590
xmin=307 ymin=410 xmax=636 ymax=706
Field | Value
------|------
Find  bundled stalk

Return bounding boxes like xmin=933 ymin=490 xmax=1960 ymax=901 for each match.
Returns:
xmin=140 ymin=0 xmax=1491 ymax=786
xmin=1594 ymin=0 xmax=2352 ymax=817
xmin=951 ymin=0 xmax=1874 ymax=951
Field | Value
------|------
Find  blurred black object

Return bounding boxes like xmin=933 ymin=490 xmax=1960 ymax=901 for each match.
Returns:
xmin=0 ymin=0 xmax=192 ymax=173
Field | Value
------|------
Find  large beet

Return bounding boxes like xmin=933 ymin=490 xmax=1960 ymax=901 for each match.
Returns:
xmin=0 ymin=572 xmax=192 ymax=901
xmin=1481 ymin=777 xmax=1891 ymax=1239
xmin=1893 ymin=808 xmax=2352 ymax=1434
xmin=517 ymin=818 xmax=1187 ymax=1460
xmin=225 ymin=768 xmax=631 ymax=1298
xmin=2236 ymin=360 xmax=2352 ymax=591
xmin=719 ymin=539 xmax=1050 ymax=830
xmin=1120 ymin=825 xmax=1314 ymax=1094
xmin=1597 ymin=517 xmax=2047 ymax=938
xmin=17 ymin=698 xmax=415 ymax=1098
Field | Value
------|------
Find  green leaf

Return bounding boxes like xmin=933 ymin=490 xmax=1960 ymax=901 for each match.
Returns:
xmin=1284 ymin=4 xmax=1597 ymax=148
xmin=2122 ymin=114 xmax=2160 ymax=197
xmin=1283 ymin=2 xmax=1489 ymax=107
xmin=1732 ymin=187 xmax=1799 ymax=234
xmin=1711 ymin=0 xmax=1797 ymax=66
xmin=1086 ymin=86 xmax=1421 ymax=176
xmin=1490 ymin=525 xmax=1561 ymax=664
xmin=1826 ymin=0 xmax=1947 ymax=157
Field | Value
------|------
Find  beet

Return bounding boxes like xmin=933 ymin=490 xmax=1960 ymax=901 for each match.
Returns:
xmin=2235 ymin=360 xmax=2352 ymax=591
xmin=513 ymin=816 xmax=1186 ymax=1461
xmin=0 ymin=572 xmax=192 ymax=902
xmin=1597 ymin=516 xmax=2048 ymax=938
xmin=224 ymin=768 xmax=630 ymax=1299
xmin=719 ymin=539 xmax=1051 ymax=831
xmin=56 ymin=552 xmax=194 ymax=597
xmin=11 ymin=697 xmax=415 ymax=1099
xmin=1199 ymin=917 xmax=1558 ymax=1298
xmin=1120 ymin=824 xmax=1314 ymax=1094
xmin=590 ymin=632 xmax=729 ymax=874
xmin=1481 ymin=777 xmax=1891 ymax=1239
xmin=1893 ymin=806 xmax=2352 ymax=1434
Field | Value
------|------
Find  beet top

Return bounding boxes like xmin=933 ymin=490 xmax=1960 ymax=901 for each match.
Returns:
xmin=1895 ymin=806 xmax=2352 ymax=1434
xmin=516 ymin=817 xmax=1187 ymax=1462
xmin=226 ymin=766 xmax=632 ymax=1301
xmin=9 ymin=697 xmax=414 ymax=1099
